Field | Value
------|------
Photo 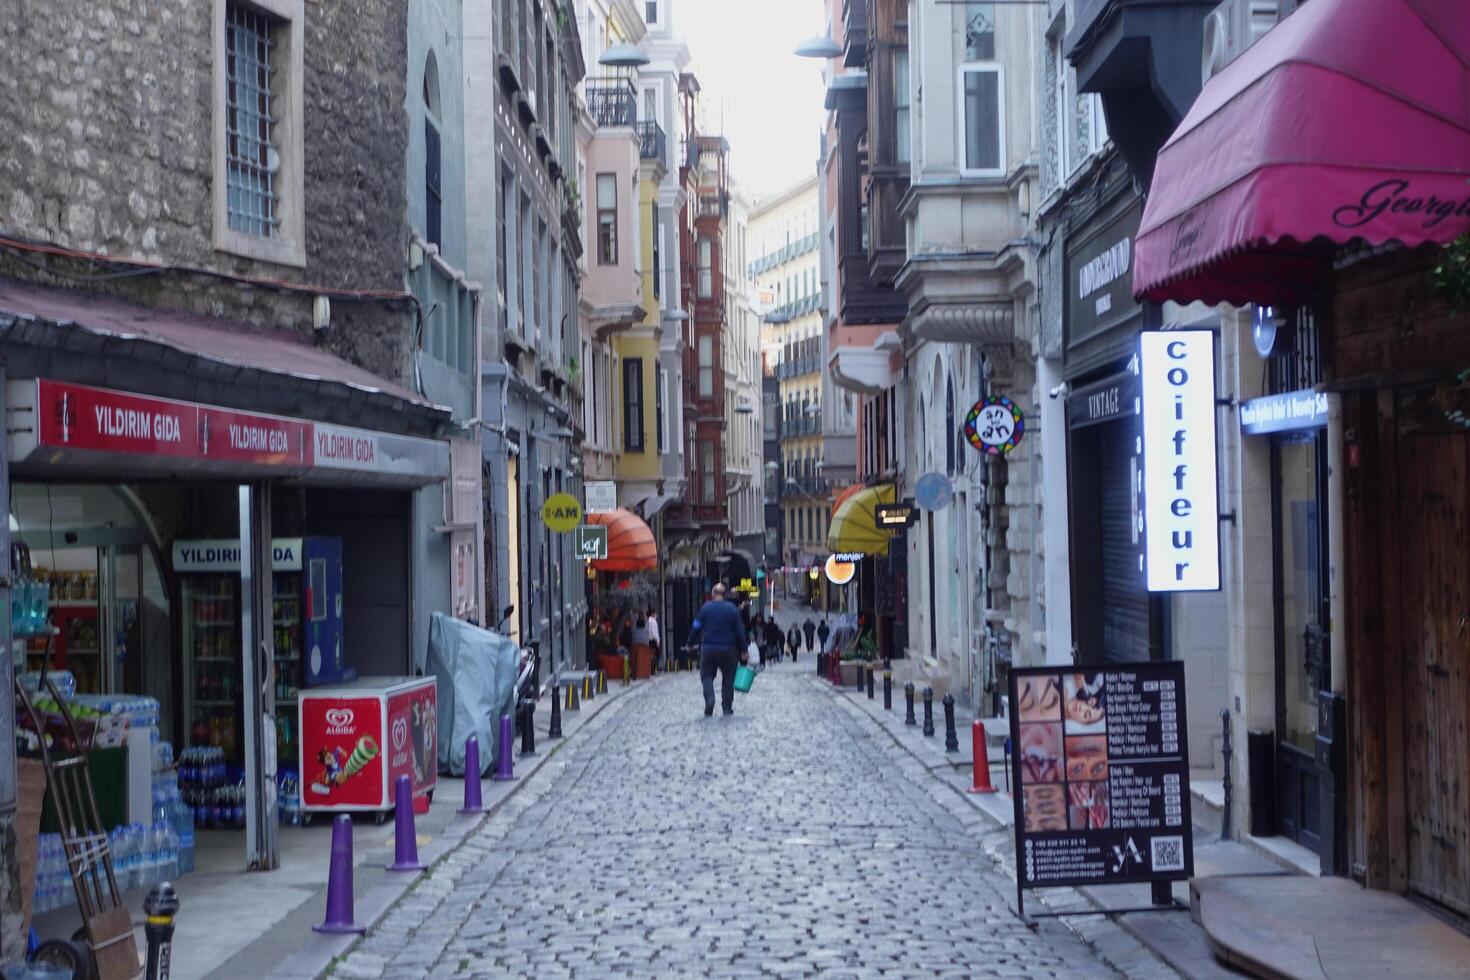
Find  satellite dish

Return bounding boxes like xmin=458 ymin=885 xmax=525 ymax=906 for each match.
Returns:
xmin=914 ymin=473 xmax=953 ymax=511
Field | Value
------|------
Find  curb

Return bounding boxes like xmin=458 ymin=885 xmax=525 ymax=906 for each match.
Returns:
xmin=817 ymin=675 xmax=1200 ymax=980
xmin=264 ymin=678 xmax=649 ymax=980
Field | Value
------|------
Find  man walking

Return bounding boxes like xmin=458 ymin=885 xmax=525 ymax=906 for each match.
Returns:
xmin=764 ymin=617 xmax=784 ymax=663
xmin=787 ymin=623 xmax=802 ymax=662
xmin=817 ymin=618 xmax=831 ymax=654
xmin=802 ymin=617 xmax=817 ymax=653
xmin=646 ymin=607 xmax=661 ymax=672
xmin=688 ymin=584 xmax=747 ymax=717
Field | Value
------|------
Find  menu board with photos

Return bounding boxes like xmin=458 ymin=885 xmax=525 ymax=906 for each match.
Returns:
xmin=1008 ymin=662 xmax=1193 ymax=890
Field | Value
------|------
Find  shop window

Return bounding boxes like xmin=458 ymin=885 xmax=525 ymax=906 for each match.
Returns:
xmin=597 ymin=173 xmax=618 ymax=265
xmin=623 ymin=358 xmax=645 ymax=451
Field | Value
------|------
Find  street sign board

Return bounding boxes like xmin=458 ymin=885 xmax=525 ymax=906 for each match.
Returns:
xmin=964 ymin=394 xmax=1025 ymax=456
xmin=573 ymin=524 xmax=608 ymax=560
xmin=542 ymin=493 xmax=582 ymax=533
xmin=585 ymin=481 xmax=617 ymax=514
xmin=1009 ymin=662 xmax=1193 ymax=915
xmin=875 ymin=501 xmax=919 ymax=528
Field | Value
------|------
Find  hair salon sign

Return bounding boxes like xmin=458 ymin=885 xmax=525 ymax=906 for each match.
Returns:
xmin=1139 ymin=331 xmax=1220 ymax=593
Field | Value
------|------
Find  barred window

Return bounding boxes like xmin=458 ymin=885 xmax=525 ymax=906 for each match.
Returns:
xmin=226 ymin=3 xmax=279 ymax=238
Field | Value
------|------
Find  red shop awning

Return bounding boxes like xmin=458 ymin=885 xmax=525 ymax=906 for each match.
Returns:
xmin=585 ymin=508 xmax=657 ymax=573
xmin=1133 ymin=0 xmax=1470 ymax=308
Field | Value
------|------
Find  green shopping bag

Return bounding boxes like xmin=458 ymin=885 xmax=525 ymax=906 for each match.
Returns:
xmin=734 ymin=663 xmax=756 ymax=693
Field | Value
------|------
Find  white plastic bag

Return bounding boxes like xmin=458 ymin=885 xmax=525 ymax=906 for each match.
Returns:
xmin=747 ymin=640 xmax=761 ymax=668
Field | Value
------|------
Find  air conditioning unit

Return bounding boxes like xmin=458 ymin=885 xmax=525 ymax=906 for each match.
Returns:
xmin=1201 ymin=0 xmax=1296 ymax=82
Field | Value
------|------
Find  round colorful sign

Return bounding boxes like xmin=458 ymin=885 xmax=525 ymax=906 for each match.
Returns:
xmin=541 ymin=492 xmax=582 ymax=533
xmin=964 ymin=395 xmax=1025 ymax=456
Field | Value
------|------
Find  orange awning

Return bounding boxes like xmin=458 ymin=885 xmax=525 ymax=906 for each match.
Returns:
xmin=830 ymin=483 xmax=864 ymax=513
xmin=585 ymin=508 xmax=657 ymax=572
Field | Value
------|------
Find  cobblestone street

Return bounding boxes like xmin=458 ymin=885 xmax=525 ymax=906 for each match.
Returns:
xmin=331 ymin=659 xmax=1144 ymax=979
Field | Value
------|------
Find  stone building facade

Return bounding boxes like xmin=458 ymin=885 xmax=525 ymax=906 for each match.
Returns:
xmin=0 ymin=0 xmax=416 ymax=382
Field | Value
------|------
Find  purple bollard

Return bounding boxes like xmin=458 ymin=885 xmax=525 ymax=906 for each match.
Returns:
xmin=385 ymin=774 xmax=426 ymax=872
xmin=458 ymin=735 xmax=485 ymax=814
xmin=491 ymin=713 xmax=515 ymax=782
xmin=313 ymin=815 xmax=366 ymax=933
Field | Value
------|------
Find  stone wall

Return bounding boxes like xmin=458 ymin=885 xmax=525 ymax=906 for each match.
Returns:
xmin=0 ymin=0 xmax=414 ymax=386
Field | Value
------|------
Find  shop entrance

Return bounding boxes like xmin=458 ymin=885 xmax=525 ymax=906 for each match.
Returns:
xmin=1395 ymin=421 xmax=1470 ymax=916
xmin=1271 ymin=434 xmax=1329 ymax=853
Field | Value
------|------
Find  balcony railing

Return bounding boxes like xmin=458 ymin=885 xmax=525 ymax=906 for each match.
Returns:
xmin=696 ymin=192 xmax=729 ymax=220
xmin=585 ymin=77 xmax=636 ymax=128
xmin=636 ymin=120 xmax=666 ymax=162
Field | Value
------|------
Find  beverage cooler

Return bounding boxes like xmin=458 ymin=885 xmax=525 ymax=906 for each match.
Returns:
xmin=176 ymin=537 xmax=346 ymax=767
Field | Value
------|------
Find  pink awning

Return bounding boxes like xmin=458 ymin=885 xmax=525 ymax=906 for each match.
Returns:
xmin=1133 ymin=0 xmax=1470 ymax=308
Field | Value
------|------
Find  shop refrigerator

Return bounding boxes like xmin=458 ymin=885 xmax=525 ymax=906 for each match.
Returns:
xmin=176 ymin=536 xmax=345 ymax=766
xmin=298 ymin=676 xmax=437 ymax=815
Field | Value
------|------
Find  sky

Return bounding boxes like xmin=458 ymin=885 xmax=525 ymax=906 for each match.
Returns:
xmin=676 ymin=0 xmax=830 ymax=201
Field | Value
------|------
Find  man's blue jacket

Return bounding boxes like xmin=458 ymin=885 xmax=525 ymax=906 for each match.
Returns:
xmin=687 ymin=599 xmax=747 ymax=653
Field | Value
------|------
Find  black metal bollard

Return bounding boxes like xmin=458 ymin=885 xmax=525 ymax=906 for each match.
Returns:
xmin=817 ymin=651 xmax=827 ymax=677
xmin=943 ymin=693 xmax=958 ymax=752
xmin=1220 ymin=708 xmax=1233 ymax=843
xmin=904 ymin=682 xmax=916 ymax=726
xmin=922 ymin=687 xmax=935 ymax=737
xmin=548 ymin=683 xmax=563 ymax=739
xmin=519 ymin=700 xmax=537 ymax=757
xmin=145 ymin=882 xmax=179 ymax=980
xmin=883 ymin=671 xmax=893 ymax=711
xmin=866 ymin=665 xmax=875 ymax=700
xmin=854 ymin=662 xmax=864 ymax=691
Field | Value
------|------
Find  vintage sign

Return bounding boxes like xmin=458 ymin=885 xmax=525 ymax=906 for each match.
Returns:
xmin=541 ymin=493 xmax=582 ymax=533
xmin=584 ymin=481 xmax=617 ymax=514
xmin=1239 ymin=389 xmax=1328 ymax=436
xmin=965 ymin=395 xmax=1025 ymax=456
xmin=172 ymin=538 xmax=305 ymax=573
xmin=573 ymin=524 xmax=609 ymax=561
xmin=1140 ymin=330 xmax=1220 ymax=592
xmin=1009 ymin=662 xmax=1193 ymax=903
xmin=875 ymin=501 xmax=918 ymax=528
xmin=1068 ymin=373 xmax=1140 ymax=430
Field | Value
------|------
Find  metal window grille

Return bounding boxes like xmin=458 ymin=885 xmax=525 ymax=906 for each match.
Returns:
xmin=226 ymin=3 xmax=279 ymax=238
xmin=1266 ymin=308 xmax=1323 ymax=395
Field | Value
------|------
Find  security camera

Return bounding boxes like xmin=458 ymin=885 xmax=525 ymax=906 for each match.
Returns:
xmin=1048 ymin=382 xmax=1069 ymax=400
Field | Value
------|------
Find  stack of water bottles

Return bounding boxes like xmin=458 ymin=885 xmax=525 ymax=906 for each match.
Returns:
xmin=32 ymin=834 xmax=71 ymax=913
xmin=277 ymin=769 xmax=304 ymax=826
xmin=153 ymin=741 xmax=195 ymax=874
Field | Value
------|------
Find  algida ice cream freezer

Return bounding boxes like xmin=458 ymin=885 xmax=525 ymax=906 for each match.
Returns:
xmin=299 ymin=676 xmax=437 ymax=816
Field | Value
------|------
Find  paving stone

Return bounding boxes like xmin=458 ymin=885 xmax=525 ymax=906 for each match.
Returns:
xmin=331 ymin=660 xmax=1167 ymax=979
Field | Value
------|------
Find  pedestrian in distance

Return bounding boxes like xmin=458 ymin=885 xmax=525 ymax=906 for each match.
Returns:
xmin=752 ymin=615 xmax=767 ymax=664
xmin=802 ymin=617 xmax=817 ymax=653
xmin=764 ymin=617 xmax=784 ymax=663
xmin=687 ymin=583 xmax=748 ymax=717
xmin=646 ymin=607 xmax=661 ymax=672
xmin=787 ymin=623 xmax=801 ymax=662
xmin=817 ymin=619 xmax=831 ymax=653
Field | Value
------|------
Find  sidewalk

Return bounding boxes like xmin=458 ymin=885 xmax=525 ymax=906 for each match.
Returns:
xmin=30 ymin=673 xmax=642 ymax=980
xmin=818 ymin=669 xmax=1470 ymax=980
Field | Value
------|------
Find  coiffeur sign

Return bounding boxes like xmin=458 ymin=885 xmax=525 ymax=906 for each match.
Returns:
xmin=1139 ymin=331 xmax=1220 ymax=592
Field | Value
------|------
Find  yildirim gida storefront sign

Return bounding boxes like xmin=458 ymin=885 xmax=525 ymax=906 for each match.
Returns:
xmin=1009 ymin=663 xmax=1193 ymax=917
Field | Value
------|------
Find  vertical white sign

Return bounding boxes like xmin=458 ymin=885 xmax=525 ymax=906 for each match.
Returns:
xmin=1140 ymin=330 xmax=1220 ymax=592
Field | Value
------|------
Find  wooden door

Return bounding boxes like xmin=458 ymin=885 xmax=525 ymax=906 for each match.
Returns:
xmin=1397 ymin=431 xmax=1470 ymax=914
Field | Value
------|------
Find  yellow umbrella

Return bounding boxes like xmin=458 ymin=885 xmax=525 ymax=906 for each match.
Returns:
xmin=825 ymin=484 xmax=897 ymax=557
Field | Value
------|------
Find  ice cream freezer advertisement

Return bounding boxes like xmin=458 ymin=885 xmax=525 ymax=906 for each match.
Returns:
xmin=299 ymin=676 xmax=437 ymax=812
xmin=1008 ymin=662 xmax=1193 ymax=910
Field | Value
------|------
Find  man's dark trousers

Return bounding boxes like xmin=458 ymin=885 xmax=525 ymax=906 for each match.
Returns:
xmin=700 ymin=647 xmax=739 ymax=714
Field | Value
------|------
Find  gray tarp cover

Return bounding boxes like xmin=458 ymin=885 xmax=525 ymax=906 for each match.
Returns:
xmin=427 ymin=612 xmax=519 ymax=776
